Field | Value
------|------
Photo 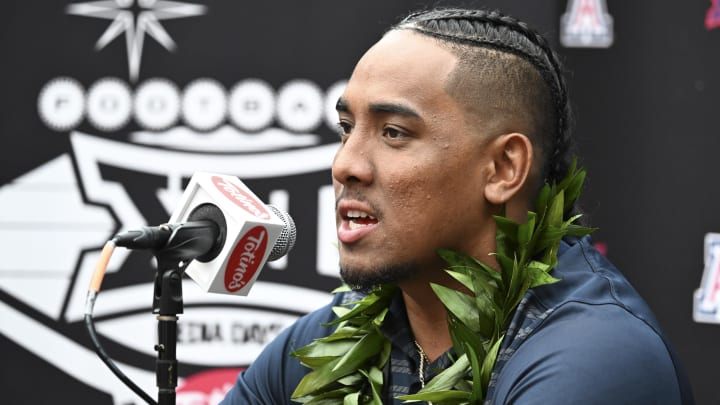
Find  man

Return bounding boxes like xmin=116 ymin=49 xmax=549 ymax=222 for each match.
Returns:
xmin=222 ymin=7 xmax=693 ymax=404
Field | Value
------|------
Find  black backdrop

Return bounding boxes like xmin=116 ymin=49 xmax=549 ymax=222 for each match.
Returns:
xmin=1 ymin=1 xmax=719 ymax=404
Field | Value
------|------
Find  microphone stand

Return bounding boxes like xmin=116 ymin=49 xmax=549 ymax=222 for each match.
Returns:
xmin=152 ymin=254 xmax=184 ymax=405
xmin=150 ymin=223 xmax=216 ymax=405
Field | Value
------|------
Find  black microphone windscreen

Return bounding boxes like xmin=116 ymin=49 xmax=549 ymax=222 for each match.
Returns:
xmin=187 ymin=203 xmax=226 ymax=262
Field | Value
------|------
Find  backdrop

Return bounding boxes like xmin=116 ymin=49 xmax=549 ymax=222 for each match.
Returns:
xmin=1 ymin=1 xmax=718 ymax=404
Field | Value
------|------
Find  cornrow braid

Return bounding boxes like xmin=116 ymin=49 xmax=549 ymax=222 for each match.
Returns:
xmin=393 ymin=8 xmax=574 ymax=186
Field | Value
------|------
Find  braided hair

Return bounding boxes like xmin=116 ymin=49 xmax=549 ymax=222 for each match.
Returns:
xmin=392 ymin=8 xmax=574 ymax=187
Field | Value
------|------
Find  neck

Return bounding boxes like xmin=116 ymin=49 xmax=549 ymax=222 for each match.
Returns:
xmin=399 ymin=241 xmax=499 ymax=362
xmin=400 ymin=273 xmax=461 ymax=362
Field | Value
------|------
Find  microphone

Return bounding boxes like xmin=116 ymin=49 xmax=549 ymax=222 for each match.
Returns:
xmin=113 ymin=172 xmax=296 ymax=296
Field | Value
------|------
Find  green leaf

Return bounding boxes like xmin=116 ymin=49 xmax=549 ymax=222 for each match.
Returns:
xmin=525 ymin=265 xmax=561 ymax=288
xmin=438 ymin=249 xmax=476 ymax=268
xmin=473 ymin=290 xmax=500 ymax=335
xmin=327 ymin=286 xmax=396 ymax=326
xmin=564 ymin=170 xmax=585 ymax=213
xmin=378 ymin=339 xmax=392 ymax=369
xmin=331 ymin=306 xmax=352 ymax=318
xmin=494 ymin=253 xmax=514 ymax=288
xmin=534 ymin=183 xmax=551 ymax=214
xmin=331 ymin=329 xmax=385 ymax=376
xmin=464 ymin=341 xmax=484 ymax=402
xmin=440 ymin=250 xmax=501 ymax=283
xmin=397 ymin=354 xmax=471 ymax=401
xmin=448 ymin=313 xmax=487 ymax=358
xmin=480 ymin=335 xmax=504 ymax=389
xmin=505 ymin=255 xmax=523 ymax=306
xmin=343 ymin=391 xmax=359 ymax=405
xmin=292 ymin=339 xmax=357 ymax=361
xmin=517 ymin=211 xmax=536 ymax=248
xmin=566 ymin=224 xmax=596 ymax=238
xmin=556 ymin=158 xmax=578 ymax=190
xmin=301 ymin=388 xmax=355 ymax=405
xmin=547 ymin=189 xmax=565 ymax=226
xmin=331 ymin=284 xmax=352 ymax=294
xmin=493 ymin=216 xmax=519 ymax=259
xmin=533 ymin=227 xmax=567 ymax=254
xmin=359 ymin=367 xmax=384 ymax=404
xmin=398 ymin=390 xmax=471 ymax=402
xmin=371 ymin=307 xmax=390 ymax=327
xmin=295 ymin=356 xmax=341 ymax=369
xmin=316 ymin=325 xmax=361 ymax=342
xmin=292 ymin=356 xmax=343 ymax=397
xmin=493 ymin=216 xmax=519 ymax=240
xmin=336 ymin=372 xmax=363 ymax=386
xmin=475 ymin=260 xmax=503 ymax=283
xmin=445 ymin=270 xmax=475 ymax=292
xmin=431 ymin=283 xmax=479 ymax=332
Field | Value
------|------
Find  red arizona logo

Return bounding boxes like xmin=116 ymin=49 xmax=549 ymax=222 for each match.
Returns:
xmin=225 ymin=226 xmax=268 ymax=292
xmin=213 ymin=176 xmax=271 ymax=220
xmin=707 ymin=0 xmax=720 ymax=30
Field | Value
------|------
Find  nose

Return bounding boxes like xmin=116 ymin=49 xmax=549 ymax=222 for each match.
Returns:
xmin=332 ymin=134 xmax=373 ymax=187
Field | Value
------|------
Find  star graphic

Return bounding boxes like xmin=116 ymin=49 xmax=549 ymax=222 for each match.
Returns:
xmin=67 ymin=0 xmax=206 ymax=82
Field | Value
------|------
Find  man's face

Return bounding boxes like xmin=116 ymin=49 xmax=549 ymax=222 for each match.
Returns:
xmin=333 ymin=30 xmax=498 ymax=289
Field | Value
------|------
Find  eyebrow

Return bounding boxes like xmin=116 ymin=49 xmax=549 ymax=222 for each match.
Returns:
xmin=336 ymin=97 xmax=421 ymax=119
xmin=336 ymin=97 xmax=350 ymax=113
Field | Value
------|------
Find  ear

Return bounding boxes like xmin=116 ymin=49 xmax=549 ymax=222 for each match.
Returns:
xmin=484 ymin=133 xmax=534 ymax=205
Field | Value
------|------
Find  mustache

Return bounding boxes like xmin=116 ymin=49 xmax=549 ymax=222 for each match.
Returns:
xmin=334 ymin=189 xmax=381 ymax=217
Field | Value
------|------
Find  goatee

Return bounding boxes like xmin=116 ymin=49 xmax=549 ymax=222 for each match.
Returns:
xmin=339 ymin=262 xmax=417 ymax=293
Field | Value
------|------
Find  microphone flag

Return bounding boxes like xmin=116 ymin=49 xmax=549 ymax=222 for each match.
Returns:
xmin=168 ymin=172 xmax=287 ymax=296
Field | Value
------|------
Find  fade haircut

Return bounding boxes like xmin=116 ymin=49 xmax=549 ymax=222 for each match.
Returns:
xmin=392 ymin=8 xmax=574 ymax=187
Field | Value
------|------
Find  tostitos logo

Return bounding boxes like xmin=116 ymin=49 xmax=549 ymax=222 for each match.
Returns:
xmin=213 ymin=176 xmax=271 ymax=220
xmin=225 ymin=226 xmax=268 ymax=292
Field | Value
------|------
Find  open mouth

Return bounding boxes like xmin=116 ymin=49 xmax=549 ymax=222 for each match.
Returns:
xmin=345 ymin=209 xmax=378 ymax=230
xmin=337 ymin=206 xmax=379 ymax=244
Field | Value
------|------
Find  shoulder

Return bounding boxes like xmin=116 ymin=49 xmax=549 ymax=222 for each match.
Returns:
xmin=491 ymin=302 xmax=684 ymax=404
xmin=488 ymin=237 xmax=693 ymax=404
xmin=531 ymin=236 xmax=667 ymax=334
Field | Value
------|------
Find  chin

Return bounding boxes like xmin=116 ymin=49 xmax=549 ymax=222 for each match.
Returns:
xmin=339 ymin=261 xmax=417 ymax=293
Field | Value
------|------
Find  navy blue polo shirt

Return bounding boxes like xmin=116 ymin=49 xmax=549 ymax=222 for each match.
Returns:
xmin=221 ymin=237 xmax=693 ymax=404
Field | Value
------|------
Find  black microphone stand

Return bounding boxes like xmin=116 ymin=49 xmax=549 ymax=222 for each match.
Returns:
xmin=150 ymin=223 xmax=217 ymax=405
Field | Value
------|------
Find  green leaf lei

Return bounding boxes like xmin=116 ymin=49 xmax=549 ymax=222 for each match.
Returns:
xmin=291 ymin=160 xmax=594 ymax=404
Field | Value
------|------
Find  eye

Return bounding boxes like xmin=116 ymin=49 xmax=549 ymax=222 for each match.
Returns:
xmin=382 ymin=126 xmax=406 ymax=140
xmin=337 ymin=121 xmax=353 ymax=134
xmin=336 ymin=121 xmax=353 ymax=144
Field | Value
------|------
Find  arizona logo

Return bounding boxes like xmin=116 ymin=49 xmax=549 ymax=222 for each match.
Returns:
xmin=694 ymin=233 xmax=720 ymax=323
xmin=560 ymin=0 xmax=614 ymax=48
xmin=707 ymin=0 xmax=720 ymax=30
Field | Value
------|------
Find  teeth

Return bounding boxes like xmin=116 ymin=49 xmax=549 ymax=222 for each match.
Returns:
xmin=346 ymin=209 xmax=375 ymax=219
xmin=349 ymin=221 xmax=363 ymax=230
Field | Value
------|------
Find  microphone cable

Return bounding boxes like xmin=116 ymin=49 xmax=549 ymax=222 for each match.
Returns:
xmin=85 ymin=240 xmax=158 ymax=405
